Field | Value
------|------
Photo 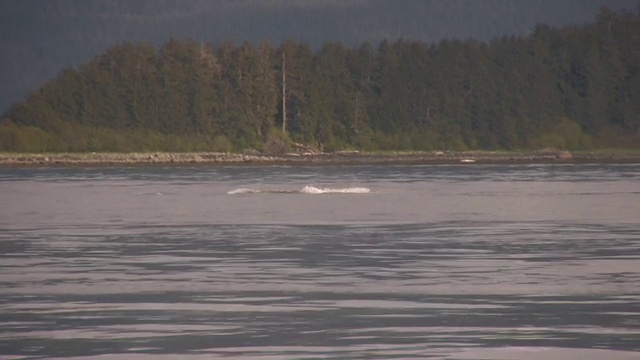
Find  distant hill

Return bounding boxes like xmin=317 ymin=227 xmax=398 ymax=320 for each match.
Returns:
xmin=1 ymin=7 xmax=638 ymax=153
xmin=0 ymin=0 xmax=637 ymax=113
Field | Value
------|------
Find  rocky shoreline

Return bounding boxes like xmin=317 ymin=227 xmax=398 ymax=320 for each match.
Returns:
xmin=1 ymin=150 xmax=639 ymax=167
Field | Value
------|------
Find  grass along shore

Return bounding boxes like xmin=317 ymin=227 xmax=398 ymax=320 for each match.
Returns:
xmin=1 ymin=149 xmax=640 ymax=167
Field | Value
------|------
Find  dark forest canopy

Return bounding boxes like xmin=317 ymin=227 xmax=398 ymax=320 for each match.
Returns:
xmin=2 ymin=0 xmax=635 ymax=114
xmin=1 ymin=7 xmax=638 ymax=153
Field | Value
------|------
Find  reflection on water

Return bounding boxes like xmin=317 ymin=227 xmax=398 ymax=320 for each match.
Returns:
xmin=0 ymin=164 xmax=639 ymax=359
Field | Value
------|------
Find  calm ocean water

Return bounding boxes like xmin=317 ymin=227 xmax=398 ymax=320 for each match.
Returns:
xmin=1 ymin=164 xmax=639 ymax=360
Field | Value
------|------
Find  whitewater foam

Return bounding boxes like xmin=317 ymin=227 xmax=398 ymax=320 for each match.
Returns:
xmin=227 ymin=186 xmax=371 ymax=195
xmin=227 ymin=188 xmax=262 ymax=195
xmin=300 ymin=186 xmax=370 ymax=194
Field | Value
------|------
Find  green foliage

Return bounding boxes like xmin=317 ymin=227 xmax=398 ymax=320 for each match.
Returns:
xmin=538 ymin=117 xmax=593 ymax=150
xmin=262 ymin=129 xmax=291 ymax=155
xmin=211 ymin=135 xmax=234 ymax=153
xmin=1 ymin=8 xmax=638 ymax=153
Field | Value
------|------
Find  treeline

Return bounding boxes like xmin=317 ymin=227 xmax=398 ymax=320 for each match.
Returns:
xmin=3 ymin=0 xmax=629 ymax=113
xmin=1 ymin=7 xmax=638 ymax=153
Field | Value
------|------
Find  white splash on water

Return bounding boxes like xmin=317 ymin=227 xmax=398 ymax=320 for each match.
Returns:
xmin=299 ymin=185 xmax=370 ymax=194
xmin=227 ymin=188 xmax=262 ymax=195
xmin=227 ymin=186 xmax=371 ymax=195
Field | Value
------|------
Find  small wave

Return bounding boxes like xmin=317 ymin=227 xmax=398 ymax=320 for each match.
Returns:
xmin=227 ymin=188 xmax=263 ymax=195
xmin=300 ymin=186 xmax=370 ymax=194
xmin=227 ymin=186 xmax=371 ymax=195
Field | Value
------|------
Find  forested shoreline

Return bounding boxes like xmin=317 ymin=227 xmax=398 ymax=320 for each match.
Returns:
xmin=0 ymin=7 xmax=638 ymax=153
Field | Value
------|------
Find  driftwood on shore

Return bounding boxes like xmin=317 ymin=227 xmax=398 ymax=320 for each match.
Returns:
xmin=1 ymin=150 xmax=638 ymax=167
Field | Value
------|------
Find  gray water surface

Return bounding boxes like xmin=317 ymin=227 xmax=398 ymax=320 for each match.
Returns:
xmin=1 ymin=164 xmax=639 ymax=359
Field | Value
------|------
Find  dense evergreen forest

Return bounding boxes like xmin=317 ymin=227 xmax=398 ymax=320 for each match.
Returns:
xmin=3 ymin=0 xmax=633 ymax=113
xmin=1 ymin=7 xmax=638 ymax=153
